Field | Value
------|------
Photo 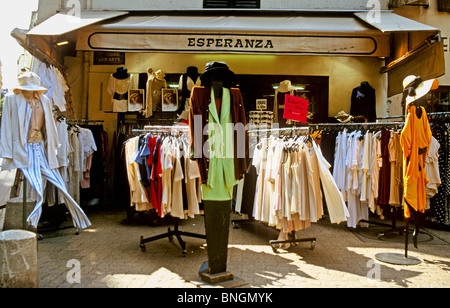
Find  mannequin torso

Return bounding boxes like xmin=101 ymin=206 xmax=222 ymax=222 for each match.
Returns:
xmin=22 ymin=90 xmax=45 ymax=142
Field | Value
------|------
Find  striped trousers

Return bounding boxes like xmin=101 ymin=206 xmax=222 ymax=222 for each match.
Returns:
xmin=21 ymin=143 xmax=91 ymax=229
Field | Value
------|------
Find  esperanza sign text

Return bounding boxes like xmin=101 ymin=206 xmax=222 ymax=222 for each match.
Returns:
xmin=84 ymin=32 xmax=381 ymax=55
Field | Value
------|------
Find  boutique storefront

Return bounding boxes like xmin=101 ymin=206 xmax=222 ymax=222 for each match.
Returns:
xmin=5 ymin=8 xmax=450 ymax=287
xmin=15 ymin=10 xmax=443 ymax=143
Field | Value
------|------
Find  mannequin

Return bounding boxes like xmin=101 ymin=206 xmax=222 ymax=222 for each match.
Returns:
xmin=273 ymin=80 xmax=295 ymax=127
xmin=144 ymin=69 xmax=168 ymax=117
xmin=0 ymin=72 xmax=91 ymax=230
xmin=400 ymin=75 xmax=437 ymax=250
xmin=350 ymin=81 xmax=376 ymax=122
xmin=178 ymin=66 xmax=200 ymax=119
xmin=107 ymin=66 xmax=137 ymax=112
xmin=189 ymin=61 xmax=248 ymax=283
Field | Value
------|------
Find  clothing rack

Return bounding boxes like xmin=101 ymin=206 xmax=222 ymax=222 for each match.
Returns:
xmin=309 ymin=121 xmax=404 ymax=131
xmin=135 ymin=125 xmax=205 ymax=257
xmin=234 ymin=126 xmax=316 ymax=253
xmin=311 ymin=121 xmax=406 ymax=237
xmin=65 ymin=119 xmax=104 ymax=125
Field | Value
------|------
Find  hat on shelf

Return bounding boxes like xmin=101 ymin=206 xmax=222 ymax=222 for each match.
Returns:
xmin=335 ymin=110 xmax=354 ymax=123
xmin=153 ymin=69 xmax=166 ymax=81
xmin=277 ymin=80 xmax=295 ymax=93
xmin=402 ymin=75 xmax=439 ymax=106
xmin=113 ymin=66 xmax=130 ymax=80
xmin=200 ymin=61 xmax=236 ymax=88
xmin=13 ymin=72 xmax=47 ymax=93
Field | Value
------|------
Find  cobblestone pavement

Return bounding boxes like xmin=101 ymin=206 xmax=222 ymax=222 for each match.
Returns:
xmin=36 ymin=206 xmax=450 ymax=288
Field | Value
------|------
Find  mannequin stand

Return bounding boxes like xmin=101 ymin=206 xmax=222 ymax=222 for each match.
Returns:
xmin=139 ymin=218 xmax=205 ymax=257
xmin=199 ymin=200 xmax=234 ymax=284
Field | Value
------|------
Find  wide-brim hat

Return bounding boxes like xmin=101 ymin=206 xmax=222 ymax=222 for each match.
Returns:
xmin=113 ymin=66 xmax=130 ymax=80
xmin=200 ymin=61 xmax=236 ymax=87
xmin=277 ymin=80 xmax=295 ymax=92
xmin=335 ymin=110 xmax=353 ymax=123
xmin=13 ymin=71 xmax=47 ymax=93
xmin=403 ymin=75 xmax=439 ymax=105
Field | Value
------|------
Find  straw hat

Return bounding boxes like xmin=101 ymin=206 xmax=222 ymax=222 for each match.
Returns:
xmin=403 ymin=75 xmax=439 ymax=106
xmin=335 ymin=110 xmax=353 ymax=123
xmin=13 ymin=72 xmax=47 ymax=93
xmin=154 ymin=69 xmax=166 ymax=81
xmin=277 ymin=80 xmax=295 ymax=93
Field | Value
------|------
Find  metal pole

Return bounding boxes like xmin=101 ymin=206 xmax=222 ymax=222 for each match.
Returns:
xmin=22 ymin=176 xmax=27 ymax=229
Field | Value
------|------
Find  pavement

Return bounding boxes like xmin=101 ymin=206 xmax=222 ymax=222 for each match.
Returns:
xmin=35 ymin=205 xmax=450 ymax=288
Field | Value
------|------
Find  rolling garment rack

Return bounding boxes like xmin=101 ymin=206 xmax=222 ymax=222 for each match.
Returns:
xmin=310 ymin=121 xmax=406 ymax=238
xmin=233 ymin=126 xmax=317 ymax=252
xmin=133 ymin=125 xmax=206 ymax=257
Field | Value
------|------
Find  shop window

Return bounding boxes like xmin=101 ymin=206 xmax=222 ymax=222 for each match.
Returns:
xmin=203 ymin=0 xmax=261 ymax=9
xmin=236 ymin=75 xmax=329 ymax=123
xmin=135 ymin=73 xmax=328 ymax=124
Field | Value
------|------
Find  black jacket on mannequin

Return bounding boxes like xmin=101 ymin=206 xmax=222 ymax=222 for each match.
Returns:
xmin=350 ymin=81 xmax=376 ymax=122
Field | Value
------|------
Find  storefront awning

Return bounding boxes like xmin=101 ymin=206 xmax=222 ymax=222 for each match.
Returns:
xmin=75 ymin=14 xmax=391 ymax=56
xmin=381 ymin=37 xmax=445 ymax=97
xmin=27 ymin=10 xmax=128 ymax=36
xmin=354 ymin=12 xmax=438 ymax=32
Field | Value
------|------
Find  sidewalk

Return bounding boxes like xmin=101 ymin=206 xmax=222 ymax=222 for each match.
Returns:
xmin=36 ymin=206 xmax=450 ymax=288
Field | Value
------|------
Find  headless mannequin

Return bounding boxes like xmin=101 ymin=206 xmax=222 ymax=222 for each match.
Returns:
xmin=22 ymin=90 xmax=45 ymax=142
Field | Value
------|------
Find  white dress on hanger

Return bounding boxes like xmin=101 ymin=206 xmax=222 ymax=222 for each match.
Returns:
xmin=312 ymin=140 xmax=349 ymax=224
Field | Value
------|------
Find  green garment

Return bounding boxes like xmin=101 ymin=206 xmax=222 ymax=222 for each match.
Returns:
xmin=201 ymin=88 xmax=238 ymax=201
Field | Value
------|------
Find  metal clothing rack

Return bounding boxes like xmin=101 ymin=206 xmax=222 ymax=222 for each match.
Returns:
xmin=234 ymin=126 xmax=316 ymax=253
xmin=134 ymin=125 xmax=205 ymax=257
xmin=309 ymin=121 xmax=404 ymax=131
xmin=311 ymin=121 xmax=406 ymax=237
xmin=65 ymin=119 xmax=105 ymax=125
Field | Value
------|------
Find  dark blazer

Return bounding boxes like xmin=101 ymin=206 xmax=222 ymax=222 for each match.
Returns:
xmin=189 ymin=86 xmax=248 ymax=184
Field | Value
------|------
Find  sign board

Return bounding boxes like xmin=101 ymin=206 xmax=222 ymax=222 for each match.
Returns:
xmin=93 ymin=51 xmax=125 ymax=65
xmin=81 ymin=32 xmax=387 ymax=56
xmin=256 ymin=99 xmax=267 ymax=110
xmin=283 ymin=94 xmax=309 ymax=123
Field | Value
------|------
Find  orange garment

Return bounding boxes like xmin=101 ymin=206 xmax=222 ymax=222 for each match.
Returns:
xmin=400 ymin=105 xmax=432 ymax=218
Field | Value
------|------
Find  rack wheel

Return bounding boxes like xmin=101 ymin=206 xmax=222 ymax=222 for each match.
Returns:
xmin=75 ymin=229 xmax=79 ymax=235
xmin=181 ymin=250 xmax=187 ymax=257
xmin=140 ymin=244 xmax=146 ymax=252
xmin=37 ymin=234 xmax=43 ymax=240
xmin=310 ymin=241 xmax=316 ymax=250
xmin=377 ymin=233 xmax=384 ymax=240
xmin=271 ymin=244 xmax=281 ymax=253
xmin=168 ymin=235 xmax=173 ymax=242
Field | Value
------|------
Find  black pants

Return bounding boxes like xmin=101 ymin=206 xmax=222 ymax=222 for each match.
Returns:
xmin=203 ymin=200 xmax=231 ymax=274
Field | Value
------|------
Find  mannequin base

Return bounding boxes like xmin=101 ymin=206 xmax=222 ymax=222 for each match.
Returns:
xmin=198 ymin=261 xmax=234 ymax=284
